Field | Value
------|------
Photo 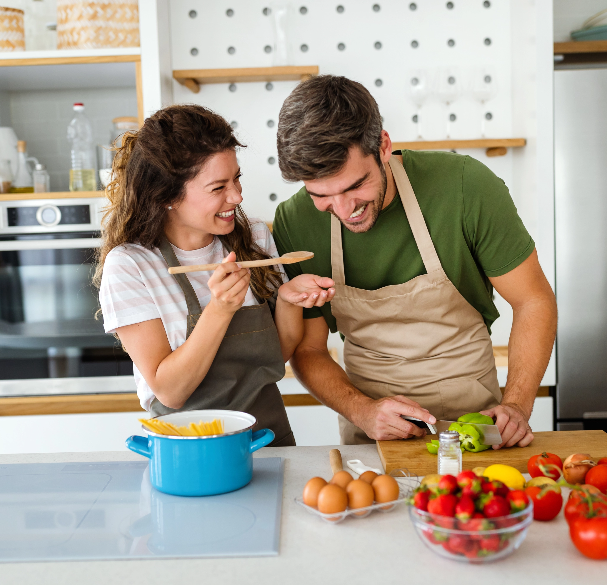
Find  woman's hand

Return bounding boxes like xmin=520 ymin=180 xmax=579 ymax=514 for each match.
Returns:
xmin=207 ymin=251 xmax=251 ymax=315
xmin=278 ymin=274 xmax=335 ymax=308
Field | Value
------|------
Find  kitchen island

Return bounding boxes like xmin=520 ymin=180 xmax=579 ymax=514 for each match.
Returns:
xmin=1 ymin=444 xmax=604 ymax=585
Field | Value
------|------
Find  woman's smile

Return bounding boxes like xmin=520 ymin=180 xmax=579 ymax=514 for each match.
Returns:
xmin=216 ymin=208 xmax=236 ymax=222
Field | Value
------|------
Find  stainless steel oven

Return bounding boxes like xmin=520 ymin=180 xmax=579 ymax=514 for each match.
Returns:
xmin=0 ymin=197 xmax=133 ymax=390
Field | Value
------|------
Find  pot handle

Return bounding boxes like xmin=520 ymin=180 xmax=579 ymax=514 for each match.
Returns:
xmin=126 ymin=435 xmax=151 ymax=459
xmin=250 ymin=429 xmax=275 ymax=453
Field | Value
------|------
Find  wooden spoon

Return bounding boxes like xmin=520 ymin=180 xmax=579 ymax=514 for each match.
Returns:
xmin=167 ymin=251 xmax=314 ymax=275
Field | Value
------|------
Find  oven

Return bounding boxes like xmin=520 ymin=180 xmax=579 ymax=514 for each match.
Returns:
xmin=0 ymin=197 xmax=133 ymax=387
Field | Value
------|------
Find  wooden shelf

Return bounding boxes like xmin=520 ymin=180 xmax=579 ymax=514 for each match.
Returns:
xmin=173 ymin=65 xmax=319 ymax=94
xmin=554 ymin=41 xmax=607 ymax=66
xmin=0 ymin=47 xmax=140 ymax=67
xmin=393 ymin=138 xmax=526 ymax=157
xmin=554 ymin=40 xmax=607 ymax=54
xmin=0 ymin=191 xmax=104 ymax=201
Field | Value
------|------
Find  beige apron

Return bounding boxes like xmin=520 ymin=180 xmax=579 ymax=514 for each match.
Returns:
xmin=331 ymin=155 xmax=501 ymax=444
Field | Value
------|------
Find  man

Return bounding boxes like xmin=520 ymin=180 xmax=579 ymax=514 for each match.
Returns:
xmin=272 ymin=75 xmax=557 ymax=447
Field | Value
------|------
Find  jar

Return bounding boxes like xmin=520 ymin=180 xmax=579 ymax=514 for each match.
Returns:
xmin=438 ymin=430 xmax=462 ymax=476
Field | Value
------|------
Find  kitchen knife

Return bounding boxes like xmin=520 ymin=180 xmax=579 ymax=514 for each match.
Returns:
xmin=432 ymin=420 xmax=502 ymax=446
xmin=401 ymin=416 xmax=502 ymax=445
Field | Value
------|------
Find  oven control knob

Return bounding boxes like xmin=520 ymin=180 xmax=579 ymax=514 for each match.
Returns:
xmin=36 ymin=204 xmax=62 ymax=227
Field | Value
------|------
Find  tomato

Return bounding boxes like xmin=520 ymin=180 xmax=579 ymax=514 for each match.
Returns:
xmin=570 ymin=517 xmax=607 ymax=560
xmin=527 ymin=452 xmax=563 ymax=480
xmin=565 ymin=490 xmax=607 ymax=525
xmin=597 ymin=457 xmax=607 ymax=466
xmin=585 ymin=464 xmax=607 ymax=495
xmin=524 ymin=485 xmax=563 ymax=521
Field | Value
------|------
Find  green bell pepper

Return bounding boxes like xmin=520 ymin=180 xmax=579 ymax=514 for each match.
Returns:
xmin=457 ymin=412 xmax=494 ymax=425
xmin=448 ymin=422 xmax=491 ymax=453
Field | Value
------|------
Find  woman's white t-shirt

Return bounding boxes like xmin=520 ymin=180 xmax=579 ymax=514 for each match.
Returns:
xmin=99 ymin=221 xmax=285 ymax=411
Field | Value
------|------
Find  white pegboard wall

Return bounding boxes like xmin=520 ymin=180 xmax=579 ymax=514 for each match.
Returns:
xmin=170 ymin=0 xmax=514 ymax=220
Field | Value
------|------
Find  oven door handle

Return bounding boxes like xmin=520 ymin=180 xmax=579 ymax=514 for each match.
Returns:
xmin=0 ymin=238 xmax=102 ymax=251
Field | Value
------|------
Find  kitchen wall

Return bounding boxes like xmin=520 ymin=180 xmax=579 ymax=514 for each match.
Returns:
xmin=7 ymin=87 xmax=137 ymax=192
xmin=554 ymin=0 xmax=607 ymax=42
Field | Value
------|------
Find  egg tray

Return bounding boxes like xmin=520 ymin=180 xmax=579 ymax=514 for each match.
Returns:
xmin=295 ymin=470 xmax=420 ymax=524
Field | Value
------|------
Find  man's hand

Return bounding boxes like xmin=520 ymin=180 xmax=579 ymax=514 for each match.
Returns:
xmin=480 ymin=403 xmax=534 ymax=449
xmin=355 ymin=396 xmax=437 ymax=441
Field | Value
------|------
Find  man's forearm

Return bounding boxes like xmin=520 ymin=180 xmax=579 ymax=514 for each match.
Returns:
xmin=290 ymin=346 xmax=371 ymax=425
xmin=502 ymin=295 xmax=557 ymax=418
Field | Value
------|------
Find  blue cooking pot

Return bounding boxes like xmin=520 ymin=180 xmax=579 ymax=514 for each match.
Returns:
xmin=125 ymin=410 xmax=274 ymax=497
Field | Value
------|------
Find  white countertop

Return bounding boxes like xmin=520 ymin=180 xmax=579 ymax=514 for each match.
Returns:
xmin=0 ymin=445 xmax=603 ymax=585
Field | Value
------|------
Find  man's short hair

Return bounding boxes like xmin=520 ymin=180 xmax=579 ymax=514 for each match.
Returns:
xmin=277 ymin=75 xmax=383 ymax=182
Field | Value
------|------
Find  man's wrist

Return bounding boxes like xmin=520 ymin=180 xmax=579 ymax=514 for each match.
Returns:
xmin=349 ymin=394 xmax=374 ymax=429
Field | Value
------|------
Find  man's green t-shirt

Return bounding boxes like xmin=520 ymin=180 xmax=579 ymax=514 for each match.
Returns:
xmin=272 ymin=150 xmax=534 ymax=334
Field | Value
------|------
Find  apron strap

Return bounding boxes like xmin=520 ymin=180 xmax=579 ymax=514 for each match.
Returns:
xmin=388 ymin=155 xmax=444 ymax=276
xmin=330 ymin=214 xmax=346 ymax=285
xmin=157 ymin=235 xmax=202 ymax=337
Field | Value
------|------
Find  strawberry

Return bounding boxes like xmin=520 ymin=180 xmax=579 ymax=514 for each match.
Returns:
xmin=456 ymin=470 xmax=478 ymax=488
xmin=479 ymin=534 xmax=501 ymax=553
xmin=438 ymin=474 xmax=459 ymax=495
xmin=428 ymin=493 xmax=457 ymax=517
xmin=461 ymin=478 xmax=482 ymax=499
xmin=482 ymin=495 xmax=510 ymax=518
xmin=413 ymin=490 xmax=430 ymax=511
xmin=447 ymin=533 xmax=470 ymax=555
xmin=481 ymin=479 xmax=509 ymax=498
xmin=455 ymin=495 xmax=476 ymax=522
xmin=458 ymin=515 xmax=494 ymax=532
xmin=506 ymin=489 xmax=530 ymax=513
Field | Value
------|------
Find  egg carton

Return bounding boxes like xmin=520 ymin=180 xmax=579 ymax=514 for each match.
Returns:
xmin=295 ymin=469 xmax=420 ymax=524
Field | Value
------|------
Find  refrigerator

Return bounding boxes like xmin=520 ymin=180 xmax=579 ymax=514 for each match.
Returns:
xmin=554 ymin=67 xmax=607 ymax=432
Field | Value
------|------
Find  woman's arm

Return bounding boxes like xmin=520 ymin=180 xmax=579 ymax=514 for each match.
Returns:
xmin=274 ymin=275 xmax=335 ymax=361
xmin=116 ymin=253 xmax=250 ymax=409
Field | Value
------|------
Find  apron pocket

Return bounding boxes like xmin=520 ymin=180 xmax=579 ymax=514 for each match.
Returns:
xmin=437 ymin=377 xmax=500 ymax=422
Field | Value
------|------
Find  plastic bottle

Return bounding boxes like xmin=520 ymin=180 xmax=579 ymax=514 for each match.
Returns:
xmin=67 ymin=102 xmax=96 ymax=192
xmin=438 ymin=430 xmax=462 ymax=476
xmin=33 ymin=163 xmax=50 ymax=193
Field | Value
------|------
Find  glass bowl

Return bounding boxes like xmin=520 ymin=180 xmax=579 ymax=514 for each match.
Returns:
xmin=408 ymin=502 xmax=533 ymax=563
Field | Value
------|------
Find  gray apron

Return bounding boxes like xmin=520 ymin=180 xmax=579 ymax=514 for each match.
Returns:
xmin=149 ymin=236 xmax=295 ymax=447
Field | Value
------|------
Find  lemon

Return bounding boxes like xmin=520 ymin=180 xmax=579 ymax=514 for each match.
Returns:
xmin=525 ymin=476 xmax=561 ymax=493
xmin=483 ymin=464 xmax=526 ymax=490
xmin=420 ymin=474 xmax=442 ymax=490
xmin=472 ymin=467 xmax=486 ymax=477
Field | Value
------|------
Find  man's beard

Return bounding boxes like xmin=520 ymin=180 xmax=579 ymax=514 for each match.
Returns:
xmin=336 ymin=162 xmax=387 ymax=234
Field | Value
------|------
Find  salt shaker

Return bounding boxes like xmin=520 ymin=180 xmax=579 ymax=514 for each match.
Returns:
xmin=438 ymin=430 xmax=462 ymax=476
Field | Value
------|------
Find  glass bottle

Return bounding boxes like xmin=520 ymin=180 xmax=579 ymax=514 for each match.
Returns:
xmin=12 ymin=140 xmax=35 ymax=192
xmin=33 ymin=163 xmax=50 ymax=193
xmin=67 ymin=103 xmax=96 ymax=192
xmin=438 ymin=430 xmax=462 ymax=476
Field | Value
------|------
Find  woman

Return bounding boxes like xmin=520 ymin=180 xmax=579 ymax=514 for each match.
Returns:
xmin=95 ymin=105 xmax=335 ymax=447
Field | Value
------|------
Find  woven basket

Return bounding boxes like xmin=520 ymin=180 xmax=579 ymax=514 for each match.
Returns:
xmin=57 ymin=0 xmax=139 ymax=49
xmin=0 ymin=7 xmax=25 ymax=52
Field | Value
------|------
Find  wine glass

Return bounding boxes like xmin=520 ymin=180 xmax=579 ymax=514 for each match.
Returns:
xmin=436 ymin=68 xmax=463 ymax=139
xmin=407 ymin=69 xmax=432 ymax=139
xmin=471 ymin=67 xmax=498 ymax=137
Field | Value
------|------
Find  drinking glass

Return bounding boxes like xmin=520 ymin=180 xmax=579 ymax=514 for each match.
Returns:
xmin=471 ymin=67 xmax=498 ymax=137
xmin=407 ymin=69 xmax=432 ymax=139
xmin=436 ymin=68 xmax=463 ymax=139
xmin=97 ymin=144 xmax=114 ymax=188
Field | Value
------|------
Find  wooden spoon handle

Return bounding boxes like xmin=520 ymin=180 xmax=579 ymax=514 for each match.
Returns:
xmin=329 ymin=448 xmax=343 ymax=474
xmin=168 ymin=252 xmax=314 ymax=275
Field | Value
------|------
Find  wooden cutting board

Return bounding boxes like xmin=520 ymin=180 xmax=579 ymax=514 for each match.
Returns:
xmin=377 ymin=430 xmax=607 ymax=475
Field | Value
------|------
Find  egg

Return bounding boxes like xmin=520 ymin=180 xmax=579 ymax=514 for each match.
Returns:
xmin=330 ymin=470 xmax=353 ymax=489
xmin=317 ymin=484 xmax=348 ymax=520
xmin=302 ymin=477 xmax=328 ymax=508
xmin=346 ymin=479 xmax=375 ymax=514
xmin=371 ymin=474 xmax=400 ymax=510
xmin=359 ymin=470 xmax=378 ymax=484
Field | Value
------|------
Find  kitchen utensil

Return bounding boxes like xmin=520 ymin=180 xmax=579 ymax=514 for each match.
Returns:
xmin=409 ymin=501 xmax=533 ymax=563
xmin=168 ymin=251 xmax=314 ymax=274
xmin=402 ymin=415 xmax=502 ymax=445
xmin=126 ymin=409 xmax=274 ymax=496
xmin=329 ymin=448 xmax=343 ymax=474
xmin=377 ymin=430 xmax=607 ymax=476
xmin=433 ymin=419 xmax=502 ymax=445
xmin=346 ymin=459 xmax=382 ymax=476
